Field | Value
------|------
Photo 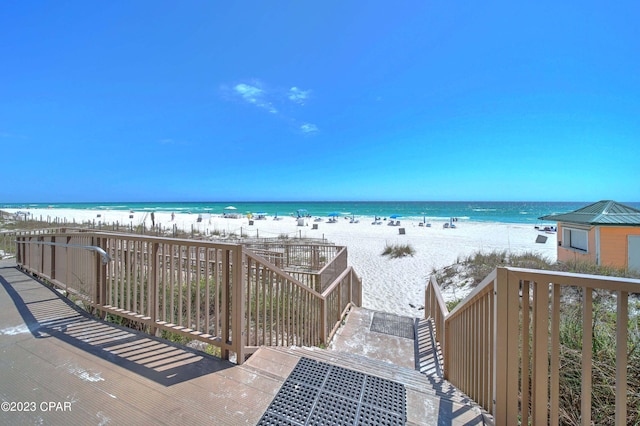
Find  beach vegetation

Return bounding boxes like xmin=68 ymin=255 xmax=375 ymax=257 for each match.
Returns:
xmin=382 ymin=243 xmax=415 ymax=258
xmin=158 ymin=330 xmax=222 ymax=357
xmin=445 ymin=298 xmax=461 ymax=312
xmin=0 ymin=213 xmax=60 ymax=231
xmin=439 ymin=249 xmax=640 ymax=290
xmin=555 ymin=302 xmax=639 ymax=425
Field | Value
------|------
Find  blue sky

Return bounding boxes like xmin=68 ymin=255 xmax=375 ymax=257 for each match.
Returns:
xmin=1 ymin=1 xmax=639 ymax=203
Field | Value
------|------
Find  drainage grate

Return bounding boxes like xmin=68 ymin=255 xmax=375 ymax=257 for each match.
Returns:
xmin=362 ymin=375 xmax=407 ymax=413
xmin=267 ymin=380 xmax=319 ymax=424
xmin=257 ymin=357 xmax=406 ymax=425
xmin=324 ymin=365 xmax=365 ymax=400
xmin=288 ymin=357 xmax=331 ymax=384
xmin=370 ymin=312 xmax=415 ymax=340
xmin=309 ymin=391 xmax=360 ymax=425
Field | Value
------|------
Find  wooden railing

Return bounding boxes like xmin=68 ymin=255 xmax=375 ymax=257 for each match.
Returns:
xmin=425 ymin=267 xmax=640 ymax=425
xmin=15 ymin=232 xmax=362 ymax=364
xmin=322 ymin=265 xmax=362 ymax=342
xmin=243 ymin=249 xmax=324 ymax=352
xmin=317 ymin=246 xmax=348 ymax=292
xmin=1 ymin=231 xmax=17 ymax=258
xmin=244 ymin=242 xmax=342 ymax=291
xmin=424 ymin=275 xmax=448 ymax=356
xmin=244 ymin=242 xmax=339 ymax=271
xmin=2 ymin=229 xmax=69 ymax=258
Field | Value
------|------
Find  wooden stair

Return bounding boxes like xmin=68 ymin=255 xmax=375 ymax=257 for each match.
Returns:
xmin=241 ymin=306 xmax=492 ymax=425
xmin=245 ymin=344 xmax=490 ymax=425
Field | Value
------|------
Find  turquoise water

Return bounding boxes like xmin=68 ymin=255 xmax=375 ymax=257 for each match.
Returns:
xmin=4 ymin=201 xmax=639 ymax=224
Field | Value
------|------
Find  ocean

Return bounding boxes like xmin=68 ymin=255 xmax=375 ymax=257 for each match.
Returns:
xmin=3 ymin=201 xmax=639 ymax=224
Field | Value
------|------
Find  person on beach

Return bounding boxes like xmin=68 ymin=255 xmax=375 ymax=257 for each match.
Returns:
xmin=171 ymin=212 xmax=175 ymax=221
xmin=151 ymin=212 xmax=155 ymax=227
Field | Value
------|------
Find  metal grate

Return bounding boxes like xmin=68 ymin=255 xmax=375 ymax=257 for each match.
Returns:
xmin=309 ymin=392 xmax=360 ymax=425
xmin=257 ymin=357 xmax=406 ymax=425
xmin=370 ymin=312 xmax=415 ymax=340
xmin=267 ymin=380 xmax=319 ymax=424
xmin=324 ymin=365 xmax=365 ymax=400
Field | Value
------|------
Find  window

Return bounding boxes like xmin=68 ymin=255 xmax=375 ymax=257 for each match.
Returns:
xmin=562 ymin=227 xmax=588 ymax=252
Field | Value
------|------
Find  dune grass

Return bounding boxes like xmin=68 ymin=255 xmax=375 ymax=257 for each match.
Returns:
xmin=382 ymin=243 xmax=415 ymax=258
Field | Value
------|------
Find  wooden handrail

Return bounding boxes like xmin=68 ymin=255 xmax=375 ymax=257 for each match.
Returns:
xmin=15 ymin=231 xmax=361 ymax=365
xmin=426 ymin=266 xmax=640 ymax=425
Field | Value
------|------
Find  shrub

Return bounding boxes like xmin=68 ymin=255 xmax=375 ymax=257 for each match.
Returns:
xmin=381 ymin=243 xmax=415 ymax=258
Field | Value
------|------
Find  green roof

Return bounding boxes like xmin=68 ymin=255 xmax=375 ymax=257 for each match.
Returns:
xmin=539 ymin=200 xmax=640 ymax=226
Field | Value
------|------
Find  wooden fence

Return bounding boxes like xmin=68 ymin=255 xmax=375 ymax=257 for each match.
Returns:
xmin=425 ymin=267 xmax=640 ymax=425
xmin=15 ymin=231 xmax=361 ymax=364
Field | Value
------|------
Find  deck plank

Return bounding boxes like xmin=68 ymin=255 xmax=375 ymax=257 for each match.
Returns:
xmin=0 ymin=262 xmax=278 ymax=425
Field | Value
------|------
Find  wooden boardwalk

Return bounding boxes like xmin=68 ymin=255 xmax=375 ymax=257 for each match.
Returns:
xmin=0 ymin=259 xmax=487 ymax=425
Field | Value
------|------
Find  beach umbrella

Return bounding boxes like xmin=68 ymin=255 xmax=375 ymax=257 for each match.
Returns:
xmin=390 ymin=214 xmax=402 ymax=219
xmin=328 ymin=212 xmax=339 ymax=217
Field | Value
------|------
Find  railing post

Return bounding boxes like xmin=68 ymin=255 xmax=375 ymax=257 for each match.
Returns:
xmin=15 ymin=235 xmax=20 ymax=265
xmin=532 ymin=278 xmax=550 ymax=425
xmin=51 ymin=235 xmax=56 ymax=280
xmin=149 ymin=241 xmax=160 ymax=336
xmin=222 ymin=249 xmax=231 ymax=361
xmin=581 ymin=287 xmax=592 ymax=426
xmin=232 ymin=246 xmax=245 ymax=364
xmin=40 ymin=236 xmax=44 ymax=274
xmin=493 ymin=267 xmax=519 ymax=424
xmin=65 ymin=235 xmax=71 ymax=291
xmin=615 ymin=290 xmax=628 ymax=425
xmin=348 ymin=268 xmax=353 ymax=304
xmin=320 ymin=296 xmax=327 ymax=345
xmin=443 ymin=313 xmax=450 ymax=379
xmin=95 ymin=236 xmax=108 ymax=320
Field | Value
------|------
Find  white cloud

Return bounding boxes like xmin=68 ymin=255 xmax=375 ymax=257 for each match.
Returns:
xmin=288 ymin=87 xmax=310 ymax=104
xmin=234 ymin=83 xmax=277 ymax=113
xmin=234 ymin=83 xmax=263 ymax=103
xmin=300 ymin=123 xmax=319 ymax=134
xmin=225 ymin=80 xmax=317 ymax=131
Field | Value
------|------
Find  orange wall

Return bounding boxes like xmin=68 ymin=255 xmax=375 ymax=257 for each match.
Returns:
xmin=557 ymin=223 xmax=597 ymax=264
xmin=557 ymin=224 xmax=640 ymax=268
xmin=599 ymin=226 xmax=640 ymax=268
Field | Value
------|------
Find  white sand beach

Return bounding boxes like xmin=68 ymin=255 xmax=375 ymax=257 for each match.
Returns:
xmin=4 ymin=208 xmax=557 ymax=316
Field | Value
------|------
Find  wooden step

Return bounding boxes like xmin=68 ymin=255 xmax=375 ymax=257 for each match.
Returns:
xmin=280 ymin=346 xmax=473 ymax=406
xmin=249 ymin=346 xmax=489 ymax=426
